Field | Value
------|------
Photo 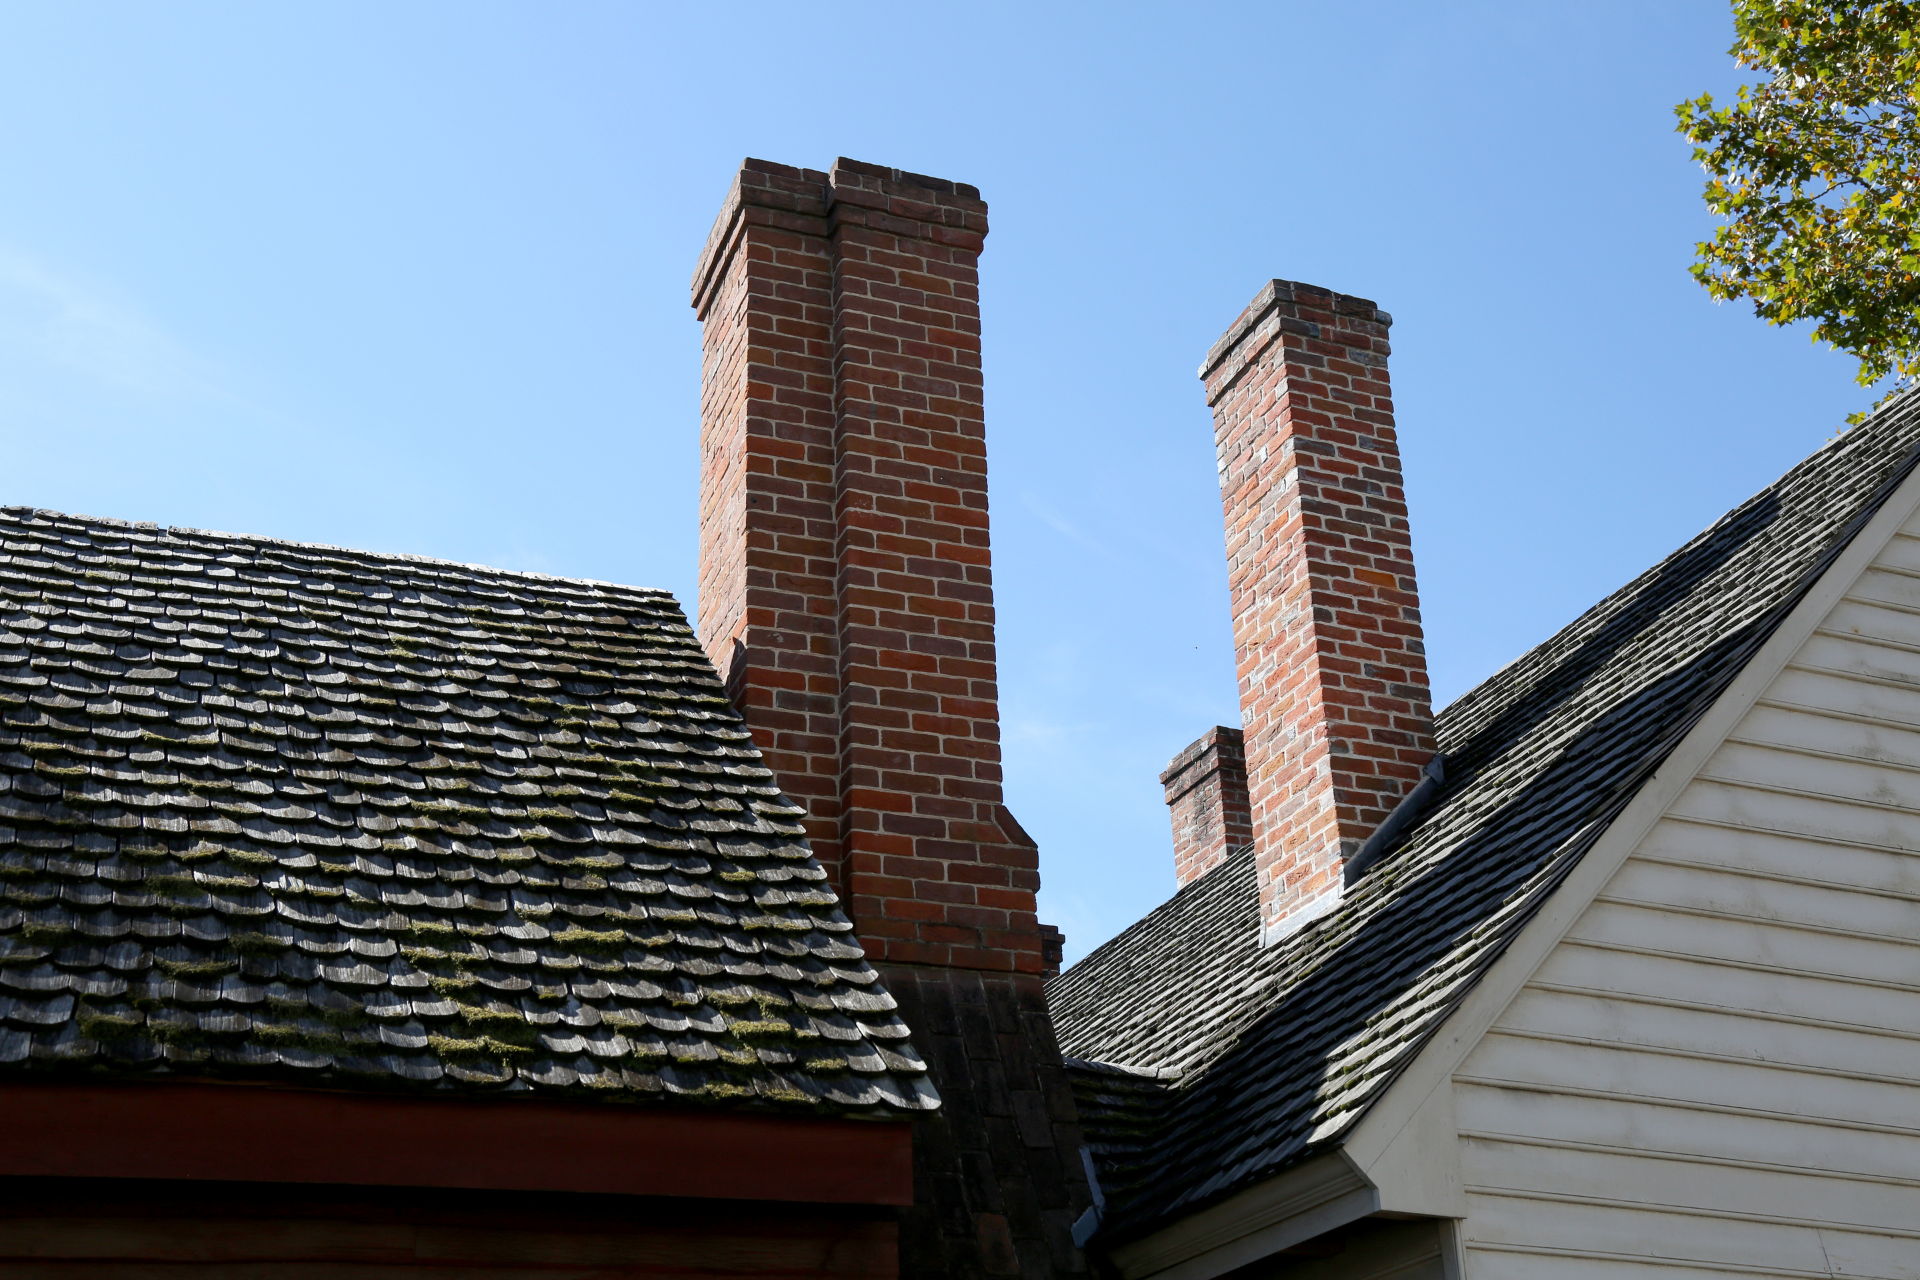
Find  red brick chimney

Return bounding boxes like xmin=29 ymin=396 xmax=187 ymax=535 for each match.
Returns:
xmin=691 ymin=157 xmax=1039 ymax=975
xmin=1199 ymin=280 xmax=1436 ymax=941
xmin=1162 ymin=726 xmax=1253 ymax=888
xmin=689 ymin=156 xmax=1092 ymax=1279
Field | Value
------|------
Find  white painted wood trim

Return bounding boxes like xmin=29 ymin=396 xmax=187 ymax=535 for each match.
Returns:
xmin=1362 ymin=1078 xmax=1466 ymax=1218
xmin=1343 ymin=451 xmax=1920 ymax=1186
xmin=1107 ymin=1152 xmax=1376 ymax=1280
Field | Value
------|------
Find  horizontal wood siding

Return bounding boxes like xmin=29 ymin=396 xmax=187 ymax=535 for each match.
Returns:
xmin=1456 ymin=517 xmax=1920 ymax=1278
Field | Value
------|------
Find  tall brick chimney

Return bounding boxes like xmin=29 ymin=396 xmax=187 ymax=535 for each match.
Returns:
xmin=1162 ymin=726 xmax=1253 ymax=888
xmin=691 ymin=157 xmax=1037 ymax=975
xmin=693 ymin=157 xmax=1092 ymax=1276
xmin=1199 ymin=280 xmax=1436 ymax=941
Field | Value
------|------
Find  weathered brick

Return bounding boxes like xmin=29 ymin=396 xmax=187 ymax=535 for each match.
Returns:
xmin=697 ymin=160 xmax=1089 ymax=1280
xmin=1162 ymin=726 xmax=1255 ymax=887
xmin=1195 ymin=279 xmax=1436 ymax=938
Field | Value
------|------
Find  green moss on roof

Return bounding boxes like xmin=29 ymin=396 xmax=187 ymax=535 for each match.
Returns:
xmin=0 ymin=507 xmax=936 ymax=1117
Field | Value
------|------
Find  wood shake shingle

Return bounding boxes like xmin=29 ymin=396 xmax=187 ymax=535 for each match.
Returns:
xmin=0 ymin=506 xmax=938 ymax=1115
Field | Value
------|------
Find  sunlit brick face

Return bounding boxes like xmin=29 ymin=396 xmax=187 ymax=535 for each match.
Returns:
xmin=693 ymin=158 xmax=1040 ymax=974
xmin=1199 ymin=280 xmax=1436 ymax=938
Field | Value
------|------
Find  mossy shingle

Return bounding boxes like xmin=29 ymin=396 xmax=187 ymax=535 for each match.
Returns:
xmin=0 ymin=507 xmax=937 ymax=1115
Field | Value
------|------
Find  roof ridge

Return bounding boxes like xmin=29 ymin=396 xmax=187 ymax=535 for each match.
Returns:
xmin=1058 ymin=840 xmax=1254 ymax=980
xmin=1 ymin=504 xmax=670 ymax=599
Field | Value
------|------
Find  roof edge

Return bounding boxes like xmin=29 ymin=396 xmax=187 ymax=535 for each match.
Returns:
xmin=1339 ymin=426 xmax=1920 ymax=1174
xmin=0 ymin=1078 xmax=916 ymax=1205
xmin=2 ymin=504 xmax=675 ymax=601
xmin=1064 ymin=1055 xmax=1182 ymax=1082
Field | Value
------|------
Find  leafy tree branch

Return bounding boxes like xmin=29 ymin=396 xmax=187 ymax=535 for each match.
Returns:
xmin=1678 ymin=1 xmax=1920 ymax=410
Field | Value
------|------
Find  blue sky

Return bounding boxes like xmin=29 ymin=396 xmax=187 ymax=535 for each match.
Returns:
xmin=0 ymin=2 xmax=1874 ymax=963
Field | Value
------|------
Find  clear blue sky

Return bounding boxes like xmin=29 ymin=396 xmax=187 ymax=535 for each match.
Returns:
xmin=0 ymin=2 xmax=1872 ymax=964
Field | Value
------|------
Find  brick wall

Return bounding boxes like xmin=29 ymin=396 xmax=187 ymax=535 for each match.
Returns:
xmin=884 ymin=970 xmax=1088 ymax=1279
xmin=693 ymin=159 xmax=1038 ymax=975
xmin=1198 ymin=280 xmax=1436 ymax=939
xmin=1161 ymin=726 xmax=1253 ymax=888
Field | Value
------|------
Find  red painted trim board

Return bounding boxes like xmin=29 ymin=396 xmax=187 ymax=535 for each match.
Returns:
xmin=0 ymin=1082 xmax=914 ymax=1206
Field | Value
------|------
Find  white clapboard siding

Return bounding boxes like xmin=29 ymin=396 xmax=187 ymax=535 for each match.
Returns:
xmin=1455 ymin=516 xmax=1920 ymax=1279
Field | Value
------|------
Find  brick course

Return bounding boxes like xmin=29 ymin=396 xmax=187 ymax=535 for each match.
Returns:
xmin=1198 ymin=280 xmax=1436 ymax=938
xmin=693 ymin=156 xmax=1038 ymax=975
xmin=1161 ymin=726 xmax=1253 ymax=888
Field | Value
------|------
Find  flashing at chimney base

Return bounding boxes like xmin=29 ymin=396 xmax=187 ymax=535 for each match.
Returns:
xmin=1259 ymin=885 xmax=1343 ymax=948
xmin=1258 ymin=753 xmax=1449 ymax=947
xmin=1345 ymin=754 xmax=1449 ymax=886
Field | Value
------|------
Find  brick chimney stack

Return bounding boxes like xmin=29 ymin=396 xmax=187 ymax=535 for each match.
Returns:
xmin=1199 ymin=280 xmax=1436 ymax=941
xmin=692 ymin=156 xmax=1092 ymax=1277
xmin=691 ymin=157 xmax=1038 ymax=974
xmin=1162 ymin=726 xmax=1253 ymax=888
xmin=691 ymin=155 xmax=1090 ymax=1274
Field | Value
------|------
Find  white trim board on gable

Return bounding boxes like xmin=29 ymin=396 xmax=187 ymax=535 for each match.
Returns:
xmin=1109 ymin=451 xmax=1920 ymax=1280
xmin=1449 ymin=489 xmax=1920 ymax=1273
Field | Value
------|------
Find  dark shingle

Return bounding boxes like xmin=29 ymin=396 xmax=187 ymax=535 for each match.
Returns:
xmin=0 ymin=507 xmax=936 ymax=1115
xmin=1050 ymin=396 xmax=1920 ymax=1241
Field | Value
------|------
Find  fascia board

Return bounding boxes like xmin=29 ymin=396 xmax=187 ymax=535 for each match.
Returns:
xmin=1107 ymin=1151 xmax=1376 ymax=1280
xmin=1354 ymin=1077 xmax=1465 ymax=1218
xmin=1341 ymin=447 xmax=1920 ymax=1188
xmin=0 ymin=1080 xmax=916 ymax=1205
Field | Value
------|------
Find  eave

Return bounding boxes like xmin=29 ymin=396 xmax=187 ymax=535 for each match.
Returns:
xmin=0 ymin=1080 xmax=915 ymax=1206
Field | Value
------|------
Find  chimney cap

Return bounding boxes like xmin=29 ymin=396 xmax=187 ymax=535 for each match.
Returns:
xmin=1198 ymin=278 xmax=1392 ymax=383
xmin=1159 ymin=726 xmax=1245 ymax=788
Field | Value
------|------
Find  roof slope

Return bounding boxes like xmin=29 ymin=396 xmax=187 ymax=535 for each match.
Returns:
xmin=0 ymin=507 xmax=936 ymax=1114
xmin=1049 ymin=396 xmax=1920 ymax=1241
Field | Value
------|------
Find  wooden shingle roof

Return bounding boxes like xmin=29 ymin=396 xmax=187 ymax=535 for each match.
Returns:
xmin=1051 ymin=395 xmax=1920 ymax=1242
xmin=0 ymin=507 xmax=937 ymax=1114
